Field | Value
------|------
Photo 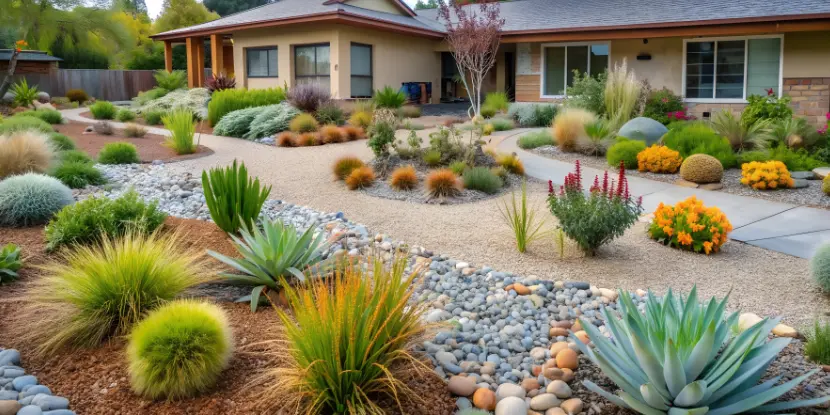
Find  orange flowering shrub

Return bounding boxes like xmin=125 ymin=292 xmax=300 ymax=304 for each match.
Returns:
xmin=739 ymin=161 xmax=794 ymax=190
xmin=637 ymin=145 xmax=682 ymax=173
xmin=649 ymin=196 xmax=733 ymax=254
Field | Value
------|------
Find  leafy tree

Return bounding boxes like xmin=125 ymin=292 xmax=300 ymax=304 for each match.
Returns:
xmin=154 ymin=0 xmax=220 ymax=34
xmin=113 ymin=0 xmax=147 ymax=15
xmin=414 ymin=0 xmax=438 ymax=9
xmin=50 ymin=38 xmax=110 ymax=68
xmin=204 ymin=0 xmax=271 ymax=17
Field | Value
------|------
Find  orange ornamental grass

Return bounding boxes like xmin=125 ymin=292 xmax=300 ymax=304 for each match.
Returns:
xmin=426 ymin=169 xmax=461 ymax=198
xmin=740 ymin=160 xmax=794 ymax=190
xmin=295 ymin=132 xmax=320 ymax=147
xmin=389 ymin=165 xmax=418 ymax=190
xmin=648 ymin=196 xmax=733 ymax=254
xmin=342 ymin=125 xmax=365 ymax=141
xmin=637 ymin=144 xmax=682 ymax=173
xmin=345 ymin=166 xmax=375 ymax=190
xmin=320 ymin=125 xmax=345 ymax=144
xmin=276 ymin=132 xmax=296 ymax=147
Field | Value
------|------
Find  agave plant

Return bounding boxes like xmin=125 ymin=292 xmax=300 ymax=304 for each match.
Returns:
xmin=572 ymin=286 xmax=830 ymax=414
xmin=579 ymin=119 xmax=616 ymax=156
xmin=766 ymin=117 xmax=819 ymax=149
xmin=0 ymin=243 xmax=22 ymax=283
xmin=208 ymin=219 xmax=331 ymax=311
xmin=710 ymin=110 xmax=770 ymax=152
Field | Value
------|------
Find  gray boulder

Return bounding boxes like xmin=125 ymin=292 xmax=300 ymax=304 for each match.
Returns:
xmin=618 ymin=117 xmax=668 ymax=145
xmin=1 ymin=92 xmax=15 ymax=104
xmin=36 ymin=91 xmax=50 ymax=103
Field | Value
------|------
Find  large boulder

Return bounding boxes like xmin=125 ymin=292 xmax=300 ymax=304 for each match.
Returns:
xmin=1 ymin=92 xmax=14 ymax=104
xmin=36 ymin=91 xmax=50 ymax=103
xmin=618 ymin=117 xmax=668 ymax=145
xmin=680 ymin=154 xmax=723 ymax=184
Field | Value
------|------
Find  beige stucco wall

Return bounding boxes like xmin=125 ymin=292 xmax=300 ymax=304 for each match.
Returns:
xmin=335 ymin=25 xmax=442 ymax=101
xmin=345 ymin=0 xmax=405 ymax=15
xmin=231 ymin=23 xmax=442 ymax=102
xmin=610 ymin=37 xmax=684 ymax=92
xmin=783 ymin=31 xmax=830 ymax=78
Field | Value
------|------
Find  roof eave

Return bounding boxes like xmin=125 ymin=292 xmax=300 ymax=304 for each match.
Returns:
xmin=151 ymin=10 xmax=445 ymax=41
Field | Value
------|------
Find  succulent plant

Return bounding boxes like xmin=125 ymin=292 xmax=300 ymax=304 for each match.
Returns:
xmin=572 ymin=286 xmax=830 ymax=414
xmin=0 ymin=243 xmax=22 ymax=283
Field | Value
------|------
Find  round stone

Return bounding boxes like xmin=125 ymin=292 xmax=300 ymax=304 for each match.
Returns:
xmin=546 ymin=380 xmax=572 ymax=398
xmin=513 ymin=283 xmax=531 ymax=295
xmin=495 ymin=383 xmax=526 ymax=401
xmin=529 ymin=393 xmax=562 ymax=411
xmin=549 ymin=341 xmax=569 ymax=357
xmin=556 ymin=349 xmax=578 ymax=370
xmin=560 ymin=398 xmax=584 ymax=415
xmin=495 ymin=396 xmax=528 ymax=415
xmin=618 ymin=116 xmax=668 ymax=145
xmin=549 ymin=327 xmax=568 ymax=337
xmin=0 ymin=400 xmax=21 ymax=415
xmin=448 ymin=376 xmax=476 ymax=397
xmin=521 ymin=378 xmax=540 ymax=392
xmin=546 ymin=408 xmax=567 ymax=415
xmin=573 ymin=330 xmax=590 ymax=344
xmin=473 ymin=388 xmax=497 ymax=410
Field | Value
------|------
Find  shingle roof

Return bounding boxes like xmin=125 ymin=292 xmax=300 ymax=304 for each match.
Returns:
xmin=154 ymin=0 xmax=444 ymax=37
xmin=416 ymin=0 xmax=830 ymax=32
xmin=0 ymin=50 xmax=63 ymax=62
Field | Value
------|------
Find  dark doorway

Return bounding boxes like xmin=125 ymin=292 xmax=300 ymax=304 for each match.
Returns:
xmin=504 ymin=52 xmax=515 ymax=101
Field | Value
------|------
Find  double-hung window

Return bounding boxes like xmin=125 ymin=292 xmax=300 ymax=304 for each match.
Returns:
xmin=246 ymin=47 xmax=278 ymax=78
xmin=350 ymin=43 xmax=373 ymax=98
xmin=295 ymin=43 xmax=331 ymax=90
xmin=684 ymin=36 xmax=782 ymax=101
xmin=541 ymin=43 xmax=609 ymax=98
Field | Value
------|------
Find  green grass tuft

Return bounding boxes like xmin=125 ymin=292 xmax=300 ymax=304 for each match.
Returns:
xmin=463 ymin=166 xmax=503 ymax=194
xmin=90 ymin=101 xmax=117 ymax=120
xmin=517 ymin=130 xmax=555 ymax=149
xmin=98 ymin=142 xmax=139 ymax=164
xmin=49 ymin=133 xmax=76 ymax=151
xmin=805 ymin=320 xmax=830 ymax=365
xmin=51 ymin=161 xmax=106 ymax=189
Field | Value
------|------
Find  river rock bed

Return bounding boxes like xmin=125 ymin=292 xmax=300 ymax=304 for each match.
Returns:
xmin=0 ymin=348 xmax=75 ymax=415
xmin=62 ymin=162 xmax=830 ymax=414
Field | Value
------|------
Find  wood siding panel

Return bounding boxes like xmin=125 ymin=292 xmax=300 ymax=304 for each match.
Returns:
xmin=11 ymin=69 xmax=157 ymax=101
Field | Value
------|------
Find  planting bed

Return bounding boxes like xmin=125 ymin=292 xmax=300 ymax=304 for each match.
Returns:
xmin=78 ymin=111 xmax=215 ymax=135
xmin=531 ymin=144 xmax=830 ymax=209
xmin=54 ymin=121 xmax=212 ymax=163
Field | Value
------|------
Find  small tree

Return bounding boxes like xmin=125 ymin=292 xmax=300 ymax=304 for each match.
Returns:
xmin=0 ymin=40 xmax=28 ymax=99
xmin=438 ymin=0 xmax=504 ymax=119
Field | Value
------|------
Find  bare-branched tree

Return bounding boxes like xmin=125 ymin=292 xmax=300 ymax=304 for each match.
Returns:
xmin=438 ymin=0 xmax=504 ymax=119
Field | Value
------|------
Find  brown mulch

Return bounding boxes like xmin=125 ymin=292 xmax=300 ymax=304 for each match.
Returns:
xmin=0 ymin=218 xmax=455 ymax=415
xmin=79 ymin=111 xmax=215 ymax=135
xmin=54 ymin=121 xmax=213 ymax=163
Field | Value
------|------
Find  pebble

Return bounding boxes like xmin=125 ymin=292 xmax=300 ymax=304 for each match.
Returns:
xmin=17 ymin=406 xmax=42 ymax=415
xmin=560 ymin=398 xmax=583 ymax=415
xmin=546 ymin=380 xmax=572 ymax=398
xmin=447 ymin=376 xmax=476 ymax=397
xmin=495 ymin=383 xmax=526 ymax=401
xmin=495 ymin=396 xmax=527 ymax=415
xmin=0 ymin=401 xmax=21 ymax=415
xmin=772 ymin=323 xmax=798 ymax=338
xmin=529 ymin=393 xmax=562 ymax=411
xmin=473 ymin=388 xmax=496 ymax=410
xmin=556 ymin=349 xmax=578 ymax=370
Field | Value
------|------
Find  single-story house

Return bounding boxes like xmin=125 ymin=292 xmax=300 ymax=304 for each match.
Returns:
xmin=0 ymin=50 xmax=62 ymax=75
xmin=151 ymin=0 xmax=830 ymax=124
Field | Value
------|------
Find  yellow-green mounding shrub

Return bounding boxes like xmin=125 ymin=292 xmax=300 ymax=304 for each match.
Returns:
xmin=823 ymin=175 xmax=830 ymax=196
xmin=256 ymin=256 xmax=427 ymax=414
xmin=128 ymin=300 xmax=233 ymax=399
xmin=289 ymin=113 xmax=319 ymax=133
xmin=606 ymin=139 xmax=646 ymax=169
xmin=0 ymin=115 xmax=54 ymax=135
xmin=679 ymin=153 xmax=723 ymax=184
xmin=23 ymin=231 xmax=211 ymax=355
xmin=98 ymin=142 xmax=139 ymax=165
xmin=89 ymin=101 xmax=117 ymax=120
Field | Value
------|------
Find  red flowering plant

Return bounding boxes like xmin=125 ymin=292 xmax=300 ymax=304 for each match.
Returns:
xmin=547 ymin=160 xmax=643 ymax=256
xmin=643 ymin=87 xmax=684 ymax=125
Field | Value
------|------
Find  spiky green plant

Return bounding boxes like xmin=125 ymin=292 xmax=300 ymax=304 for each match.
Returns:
xmin=463 ymin=166 xmax=502 ymax=194
xmin=49 ymin=133 xmax=76 ymax=151
xmin=804 ymin=320 xmax=830 ymax=366
xmin=11 ymin=79 xmax=39 ymax=107
xmin=208 ymin=219 xmax=330 ymax=311
xmin=162 ymin=108 xmax=196 ymax=155
xmin=0 ymin=243 xmax=22 ymax=283
xmin=572 ymin=286 xmax=830 ymax=414
xmin=604 ymin=60 xmax=641 ymax=130
xmin=255 ymin=255 xmax=428 ymax=414
xmin=579 ymin=119 xmax=615 ymax=156
xmin=128 ymin=300 xmax=233 ymax=399
xmin=373 ymin=86 xmax=406 ymax=109
xmin=51 ymin=161 xmax=107 ymax=189
xmin=710 ymin=110 xmax=770 ymax=152
xmin=202 ymin=160 xmax=271 ymax=234
xmin=498 ymin=181 xmax=548 ymax=253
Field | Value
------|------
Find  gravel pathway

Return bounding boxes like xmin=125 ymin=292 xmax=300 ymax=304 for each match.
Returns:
xmin=531 ymin=145 xmax=830 ymax=209
xmin=60 ymin=109 xmax=830 ymax=327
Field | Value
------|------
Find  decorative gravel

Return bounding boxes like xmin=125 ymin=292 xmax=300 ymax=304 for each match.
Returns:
xmin=0 ymin=348 xmax=76 ymax=415
xmin=532 ymin=145 xmax=830 ymax=209
xmin=62 ymin=163 xmax=830 ymax=414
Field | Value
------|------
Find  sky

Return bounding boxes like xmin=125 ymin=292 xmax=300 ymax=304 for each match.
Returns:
xmin=145 ymin=0 xmax=420 ymax=19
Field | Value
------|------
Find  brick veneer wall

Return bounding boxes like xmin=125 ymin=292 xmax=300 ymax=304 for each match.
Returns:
xmin=685 ymin=102 xmax=747 ymax=120
xmin=783 ymin=77 xmax=830 ymax=125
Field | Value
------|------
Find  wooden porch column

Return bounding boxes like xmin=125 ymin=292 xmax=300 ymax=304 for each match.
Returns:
xmin=164 ymin=40 xmax=173 ymax=73
xmin=186 ymin=37 xmax=205 ymax=88
xmin=210 ymin=34 xmax=224 ymax=77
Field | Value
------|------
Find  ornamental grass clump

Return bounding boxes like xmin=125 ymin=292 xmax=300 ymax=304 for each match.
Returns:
xmin=48 ymin=133 xmax=75 ymax=151
xmin=0 ymin=115 xmax=53 ymax=135
xmin=128 ymin=300 xmax=233 ymax=399
xmin=805 ymin=320 xmax=830 ymax=365
xmin=548 ymin=161 xmax=643 ymax=256
xmin=648 ymin=196 xmax=732 ymax=255
xmin=98 ymin=142 xmax=139 ymax=164
xmin=89 ymin=101 xmax=117 ymax=120
xmin=208 ymin=87 xmax=286 ymax=126
xmin=23 ymin=231 xmax=211 ymax=355
xmin=0 ymin=130 xmax=55 ymax=179
xmin=162 ymin=108 xmax=197 ymax=155
xmin=499 ymin=180 xmax=548 ymax=253
xmin=740 ymin=160 xmax=794 ymax=190
xmin=255 ymin=255 xmax=428 ymax=414
xmin=373 ymin=86 xmax=406 ymax=109
xmin=208 ymin=219 xmax=330 ymax=311
xmin=426 ymin=169 xmax=461 ymax=198
xmin=637 ymin=144 xmax=682 ymax=173
xmin=553 ymin=108 xmax=596 ymax=152
xmin=0 ymin=173 xmax=73 ymax=227
xmin=810 ymin=243 xmax=830 ymax=293
xmin=345 ymin=166 xmax=376 ymax=190
xmin=607 ymin=139 xmax=646 ymax=169
xmin=202 ymin=160 xmax=271 ymax=234
xmin=0 ymin=243 xmax=22 ymax=284
xmin=320 ymin=125 xmax=344 ymax=144
xmin=276 ymin=132 xmax=296 ymax=147
xmin=463 ymin=166 xmax=502 ymax=194
xmin=290 ymin=113 xmax=319 ymax=133
xmin=332 ymin=156 xmax=364 ymax=180
xmin=496 ymin=153 xmax=525 ymax=176
xmin=390 ymin=165 xmax=418 ymax=190
xmin=572 ymin=286 xmax=830 ymax=414
xmin=342 ymin=125 xmax=364 ymax=141
xmin=348 ymin=111 xmax=372 ymax=129
xmin=51 ymin=161 xmax=106 ymax=189
xmin=517 ymin=130 xmax=555 ymax=149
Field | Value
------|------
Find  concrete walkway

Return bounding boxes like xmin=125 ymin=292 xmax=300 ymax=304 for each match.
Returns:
xmin=496 ymin=129 xmax=830 ymax=259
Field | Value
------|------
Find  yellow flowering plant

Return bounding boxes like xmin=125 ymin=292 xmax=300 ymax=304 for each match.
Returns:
xmin=648 ymin=196 xmax=733 ymax=254
xmin=637 ymin=145 xmax=682 ymax=173
xmin=739 ymin=160 xmax=794 ymax=190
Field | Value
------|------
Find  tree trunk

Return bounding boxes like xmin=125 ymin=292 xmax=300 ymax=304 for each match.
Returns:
xmin=0 ymin=50 xmax=21 ymax=99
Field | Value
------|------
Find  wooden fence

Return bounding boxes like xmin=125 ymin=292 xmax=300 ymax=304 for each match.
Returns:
xmin=13 ymin=69 xmax=158 ymax=102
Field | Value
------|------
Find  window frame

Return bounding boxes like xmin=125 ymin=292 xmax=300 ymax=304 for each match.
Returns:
xmin=294 ymin=42 xmax=331 ymax=83
xmin=682 ymin=34 xmax=784 ymax=104
xmin=350 ymin=42 xmax=373 ymax=99
xmin=539 ymin=41 xmax=611 ymax=99
xmin=245 ymin=46 xmax=278 ymax=78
